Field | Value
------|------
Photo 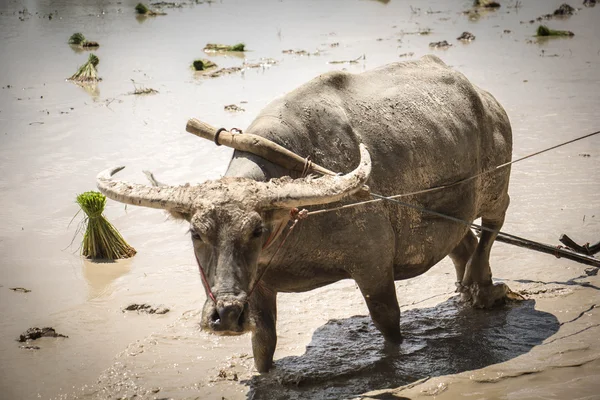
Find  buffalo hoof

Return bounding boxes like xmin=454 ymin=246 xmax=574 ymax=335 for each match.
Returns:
xmin=464 ymin=282 xmax=517 ymax=309
xmin=383 ymin=332 xmax=403 ymax=345
xmin=255 ymin=358 xmax=274 ymax=373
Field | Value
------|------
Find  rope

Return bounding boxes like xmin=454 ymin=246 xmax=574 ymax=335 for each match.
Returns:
xmin=247 ymin=208 xmax=309 ymax=298
xmin=308 ymin=129 xmax=600 ymax=217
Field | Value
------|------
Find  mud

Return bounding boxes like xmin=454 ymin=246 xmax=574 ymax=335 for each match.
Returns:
xmin=0 ymin=0 xmax=599 ymax=399
xmin=247 ymin=298 xmax=558 ymax=400
xmin=224 ymin=104 xmax=245 ymax=113
xmin=553 ymin=3 xmax=576 ymax=16
xmin=9 ymin=287 xmax=32 ymax=293
xmin=457 ymin=31 xmax=476 ymax=41
xmin=18 ymin=327 xmax=68 ymax=342
xmin=429 ymin=40 xmax=452 ymax=48
xmin=123 ymin=304 xmax=170 ymax=314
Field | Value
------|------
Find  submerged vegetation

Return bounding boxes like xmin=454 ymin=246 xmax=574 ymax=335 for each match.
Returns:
xmin=553 ymin=3 xmax=575 ymax=16
xmin=457 ymin=31 xmax=476 ymax=41
xmin=135 ymin=3 xmax=166 ymax=16
xmin=536 ymin=25 xmax=575 ymax=37
xmin=76 ymin=191 xmax=136 ymax=260
xmin=68 ymin=32 xmax=99 ymax=48
xmin=204 ymin=43 xmax=246 ymax=52
xmin=129 ymin=79 xmax=158 ymax=95
xmin=474 ymin=0 xmax=500 ymax=8
xmin=191 ymin=59 xmax=217 ymax=71
xmin=68 ymin=53 xmax=101 ymax=83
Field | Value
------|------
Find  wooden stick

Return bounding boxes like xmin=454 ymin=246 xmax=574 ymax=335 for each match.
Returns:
xmin=495 ymin=232 xmax=600 ymax=267
xmin=186 ymin=118 xmax=370 ymax=197
xmin=186 ymin=118 xmax=336 ymax=177
xmin=559 ymin=234 xmax=600 ymax=256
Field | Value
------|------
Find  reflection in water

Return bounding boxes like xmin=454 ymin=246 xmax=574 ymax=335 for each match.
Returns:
xmin=248 ymin=298 xmax=559 ymax=400
xmin=82 ymin=258 xmax=132 ymax=299
xmin=204 ymin=51 xmax=248 ymax=60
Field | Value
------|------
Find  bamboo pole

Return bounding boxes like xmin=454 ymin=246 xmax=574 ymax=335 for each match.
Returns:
xmin=494 ymin=232 xmax=600 ymax=267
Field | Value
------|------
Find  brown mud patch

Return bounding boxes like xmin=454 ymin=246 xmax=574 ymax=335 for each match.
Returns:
xmin=245 ymin=298 xmax=558 ymax=400
xmin=18 ymin=327 xmax=68 ymax=342
xmin=123 ymin=304 xmax=170 ymax=314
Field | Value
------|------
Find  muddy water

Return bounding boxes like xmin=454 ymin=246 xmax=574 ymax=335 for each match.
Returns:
xmin=0 ymin=0 xmax=598 ymax=399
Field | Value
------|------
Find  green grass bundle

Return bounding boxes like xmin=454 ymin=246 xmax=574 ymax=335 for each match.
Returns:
xmin=69 ymin=53 xmax=101 ymax=83
xmin=135 ymin=3 xmax=165 ymax=15
xmin=191 ymin=59 xmax=217 ymax=71
xmin=136 ymin=3 xmax=150 ymax=14
xmin=474 ymin=0 xmax=500 ymax=7
xmin=76 ymin=191 xmax=136 ymax=260
xmin=536 ymin=25 xmax=574 ymax=37
xmin=204 ymin=43 xmax=246 ymax=52
xmin=68 ymin=33 xmax=99 ymax=48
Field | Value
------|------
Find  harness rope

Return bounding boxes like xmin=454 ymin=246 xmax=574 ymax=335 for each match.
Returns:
xmin=308 ymin=129 xmax=600 ymax=217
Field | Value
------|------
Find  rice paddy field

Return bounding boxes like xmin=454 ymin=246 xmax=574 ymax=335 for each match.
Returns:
xmin=0 ymin=1 xmax=599 ymax=399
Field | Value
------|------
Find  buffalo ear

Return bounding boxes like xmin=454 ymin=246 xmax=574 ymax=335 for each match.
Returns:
xmin=167 ymin=209 xmax=192 ymax=221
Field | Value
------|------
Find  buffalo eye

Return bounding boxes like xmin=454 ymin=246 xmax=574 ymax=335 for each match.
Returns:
xmin=190 ymin=229 xmax=202 ymax=241
xmin=252 ymin=226 xmax=264 ymax=238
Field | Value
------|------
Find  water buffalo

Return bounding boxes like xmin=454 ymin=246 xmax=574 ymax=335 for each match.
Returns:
xmin=97 ymin=55 xmax=512 ymax=372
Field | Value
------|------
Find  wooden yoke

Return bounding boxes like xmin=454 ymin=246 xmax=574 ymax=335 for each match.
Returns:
xmin=185 ymin=118 xmax=371 ymax=197
xmin=186 ymin=118 xmax=338 ymax=176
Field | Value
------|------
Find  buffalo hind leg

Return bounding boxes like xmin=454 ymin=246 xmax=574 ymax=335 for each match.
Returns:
xmin=355 ymin=271 xmax=402 ymax=343
xmin=460 ymin=212 xmax=511 ymax=308
xmin=449 ymin=230 xmax=478 ymax=288
xmin=250 ymin=285 xmax=277 ymax=372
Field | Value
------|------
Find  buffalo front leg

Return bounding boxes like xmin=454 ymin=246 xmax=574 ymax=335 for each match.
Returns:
xmin=354 ymin=269 xmax=402 ymax=343
xmin=250 ymin=285 xmax=277 ymax=372
xmin=461 ymin=214 xmax=510 ymax=308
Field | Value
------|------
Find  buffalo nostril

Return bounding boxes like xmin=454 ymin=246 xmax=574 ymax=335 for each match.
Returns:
xmin=217 ymin=305 xmax=243 ymax=327
xmin=211 ymin=310 xmax=220 ymax=324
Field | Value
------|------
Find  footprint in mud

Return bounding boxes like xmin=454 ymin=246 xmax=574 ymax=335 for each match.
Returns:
xmin=246 ymin=297 xmax=559 ymax=400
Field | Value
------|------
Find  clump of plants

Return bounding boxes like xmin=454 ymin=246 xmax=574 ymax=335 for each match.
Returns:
xmin=191 ymin=59 xmax=217 ymax=71
xmin=536 ymin=24 xmax=574 ymax=36
xmin=553 ymin=3 xmax=575 ymax=16
xmin=68 ymin=33 xmax=99 ymax=48
xmin=68 ymin=53 xmax=101 ymax=83
xmin=129 ymin=79 xmax=158 ymax=95
xmin=474 ymin=0 xmax=500 ymax=7
xmin=76 ymin=191 xmax=136 ymax=260
xmin=203 ymin=43 xmax=246 ymax=52
xmin=135 ymin=3 xmax=166 ymax=16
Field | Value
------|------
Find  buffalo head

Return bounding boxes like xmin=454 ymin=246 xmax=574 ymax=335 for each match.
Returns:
xmin=96 ymin=144 xmax=371 ymax=336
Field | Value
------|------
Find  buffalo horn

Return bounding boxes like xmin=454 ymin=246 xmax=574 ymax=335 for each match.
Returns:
xmin=96 ymin=166 xmax=193 ymax=212
xmin=261 ymin=144 xmax=372 ymax=209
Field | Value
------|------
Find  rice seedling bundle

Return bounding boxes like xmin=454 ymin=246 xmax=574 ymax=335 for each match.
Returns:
xmin=68 ymin=32 xmax=99 ymax=48
xmin=204 ymin=43 xmax=246 ymax=52
xmin=536 ymin=25 xmax=574 ymax=37
xmin=76 ymin=191 xmax=136 ymax=260
xmin=69 ymin=53 xmax=101 ymax=83
xmin=135 ymin=3 xmax=165 ymax=15
xmin=192 ymin=59 xmax=217 ymax=71
xmin=68 ymin=32 xmax=86 ymax=45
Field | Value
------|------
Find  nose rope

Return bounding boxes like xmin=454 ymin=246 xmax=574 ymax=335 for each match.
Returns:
xmin=195 ymin=252 xmax=217 ymax=304
xmin=247 ymin=208 xmax=309 ymax=299
xmin=195 ymin=211 xmax=302 ymax=304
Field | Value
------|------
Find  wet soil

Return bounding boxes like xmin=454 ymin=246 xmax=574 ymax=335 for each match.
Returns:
xmin=123 ymin=303 xmax=170 ymax=314
xmin=18 ymin=327 xmax=68 ymax=342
